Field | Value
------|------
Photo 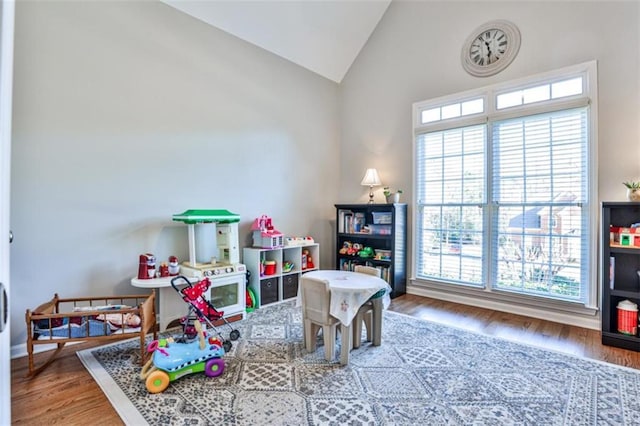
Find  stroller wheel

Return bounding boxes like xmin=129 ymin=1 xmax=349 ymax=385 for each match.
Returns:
xmin=223 ymin=340 xmax=232 ymax=353
xmin=230 ymin=329 xmax=240 ymax=341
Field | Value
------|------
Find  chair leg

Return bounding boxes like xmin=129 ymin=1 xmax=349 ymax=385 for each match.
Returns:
xmin=364 ymin=310 xmax=373 ymax=342
xmin=322 ymin=324 xmax=336 ymax=361
xmin=340 ymin=323 xmax=351 ymax=365
xmin=352 ymin=311 xmax=363 ymax=349
xmin=372 ymin=298 xmax=383 ymax=346
xmin=304 ymin=319 xmax=318 ymax=352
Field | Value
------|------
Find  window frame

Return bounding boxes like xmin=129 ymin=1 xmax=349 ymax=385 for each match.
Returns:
xmin=412 ymin=61 xmax=599 ymax=310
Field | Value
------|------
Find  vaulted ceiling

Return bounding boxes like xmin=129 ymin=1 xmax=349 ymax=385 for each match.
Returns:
xmin=162 ymin=0 xmax=392 ymax=83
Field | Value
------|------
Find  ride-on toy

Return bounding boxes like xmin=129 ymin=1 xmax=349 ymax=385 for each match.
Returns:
xmin=140 ymin=320 xmax=225 ymax=393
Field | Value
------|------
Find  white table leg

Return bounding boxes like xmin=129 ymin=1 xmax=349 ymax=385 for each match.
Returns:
xmin=157 ymin=286 xmax=186 ymax=330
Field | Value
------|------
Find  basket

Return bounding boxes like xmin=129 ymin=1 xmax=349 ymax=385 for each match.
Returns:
xmin=372 ymin=212 xmax=392 ymax=224
xmin=369 ymin=224 xmax=392 ymax=235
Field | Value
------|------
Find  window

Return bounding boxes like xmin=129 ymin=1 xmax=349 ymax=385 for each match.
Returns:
xmin=413 ymin=62 xmax=596 ymax=307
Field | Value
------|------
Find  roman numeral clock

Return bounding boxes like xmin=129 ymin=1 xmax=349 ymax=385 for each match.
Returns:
xmin=461 ymin=20 xmax=521 ymax=77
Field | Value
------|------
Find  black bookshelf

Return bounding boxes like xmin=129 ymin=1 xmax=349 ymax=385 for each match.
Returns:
xmin=335 ymin=203 xmax=407 ymax=298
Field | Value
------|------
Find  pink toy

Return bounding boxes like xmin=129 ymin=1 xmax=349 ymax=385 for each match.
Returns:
xmin=251 ymin=215 xmax=284 ymax=248
xmin=180 ymin=278 xmax=224 ymax=321
xmin=170 ymin=276 xmax=240 ymax=350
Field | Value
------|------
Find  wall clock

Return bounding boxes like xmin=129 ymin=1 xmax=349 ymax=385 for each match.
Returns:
xmin=461 ymin=20 xmax=520 ymax=77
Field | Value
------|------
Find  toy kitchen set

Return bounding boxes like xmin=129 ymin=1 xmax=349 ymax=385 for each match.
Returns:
xmin=131 ymin=209 xmax=247 ymax=331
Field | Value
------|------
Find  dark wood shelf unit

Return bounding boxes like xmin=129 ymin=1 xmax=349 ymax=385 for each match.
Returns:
xmin=335 ymin=203 xmax=407 ymax=298
xmin=601 ymin=202 xmax=640 ymax=351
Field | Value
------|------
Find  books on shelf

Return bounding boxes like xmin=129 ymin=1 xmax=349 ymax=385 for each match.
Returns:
xmin=338 ymin=209 xmax=367 ymax=234
xmin=338 ymin=209 xmax=352 ymax=233
xmin=610 ymin=256 xmax=615 ymax=289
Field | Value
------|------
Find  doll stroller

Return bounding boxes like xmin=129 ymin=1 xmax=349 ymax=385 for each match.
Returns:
xmin=171 ymin=275 xmax=241 ymax=352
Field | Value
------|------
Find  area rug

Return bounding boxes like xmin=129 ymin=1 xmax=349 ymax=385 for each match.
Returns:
xmin=78 ymin=301 xmax=640 ymax=425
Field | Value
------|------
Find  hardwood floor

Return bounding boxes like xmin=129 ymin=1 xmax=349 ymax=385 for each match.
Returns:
xmin=10 ymin=293 xmax=640 ymax=424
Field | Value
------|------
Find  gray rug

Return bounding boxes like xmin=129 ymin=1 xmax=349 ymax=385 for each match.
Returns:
xmin=77 ymin=301 xmax=640 ymax=425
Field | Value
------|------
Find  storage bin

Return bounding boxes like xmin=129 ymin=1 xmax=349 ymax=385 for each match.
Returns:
xmin=368 ymin=224 xmax=392 ymax=235
xmin=375 ymin=249 xmax=391 ymax=260
xmin=263 ymin=260 xmax=276 ymax=275
xmin=372 ymin=212 xmax=392 ymax=224
xmin=260 ymin=278 xmax=278 ymax=305
xmin=282 ymin=274 xmax=299 ymax=300
xmin=617 ymin=299 xmax=638 ymax=335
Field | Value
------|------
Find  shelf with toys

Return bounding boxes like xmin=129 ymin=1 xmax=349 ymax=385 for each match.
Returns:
xmin=602 ymin=202 xmax=640 ymax=352
xmin=335 ymin=204 xmax=406 ymax=298
xmin=243 ymin=215 xmax=319 ymax=308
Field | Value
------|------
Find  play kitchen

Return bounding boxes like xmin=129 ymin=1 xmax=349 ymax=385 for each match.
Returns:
xmin=132 ymin=210 xmax=247 ymax=330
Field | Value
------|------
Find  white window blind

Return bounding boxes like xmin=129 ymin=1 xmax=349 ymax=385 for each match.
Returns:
xmin=492 ymin=108 xmax=588 ymax=302
xmin=416 ymin=125 xmax=485 ymax=285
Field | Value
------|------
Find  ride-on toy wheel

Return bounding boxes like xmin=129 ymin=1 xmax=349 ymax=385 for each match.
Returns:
xmin=230 ymin=329 xmax=240 ymax=341
xmin=146 ymin=370 xmax=171 ymax=394
xmin=204 ymin=358 xmax=225 ymax=377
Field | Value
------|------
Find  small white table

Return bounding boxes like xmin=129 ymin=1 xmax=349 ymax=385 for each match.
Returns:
xmin=300 ymin=270 xmax=391 ymax=364
xmin=302 ymin=270 xmax=390 ymax=326
xmin=131 ymin=276 xmax=196 ymax=331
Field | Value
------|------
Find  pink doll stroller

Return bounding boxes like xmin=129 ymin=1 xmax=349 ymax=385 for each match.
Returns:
xmin=171 ymin=275 xmax=240 ymax=352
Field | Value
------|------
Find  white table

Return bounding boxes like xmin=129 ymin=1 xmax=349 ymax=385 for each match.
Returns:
xmin=302 ymin=270 xmax=390 ymax=326
xmin=131 ymin=276 xmax=196 ymax=331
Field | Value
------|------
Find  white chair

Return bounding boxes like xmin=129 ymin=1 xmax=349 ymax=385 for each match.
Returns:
xmin=352 ymin=265 xmax=383 ymax=348
xmin=300 ymin=275 xmax=352 ymax=364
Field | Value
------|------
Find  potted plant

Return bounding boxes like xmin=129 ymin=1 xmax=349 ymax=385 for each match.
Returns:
xmin=623 ymin=182 xmax=640 ymax=201
xmin=383 ymin=187 xmax=403 ymax=204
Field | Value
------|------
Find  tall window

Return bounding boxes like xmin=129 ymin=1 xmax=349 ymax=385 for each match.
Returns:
xmin=413 ymin=62 xmax=596 ymax=306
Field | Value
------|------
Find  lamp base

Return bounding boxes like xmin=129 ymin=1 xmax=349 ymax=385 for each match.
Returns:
xmin=368 ymin=186 xmax=375 ymax=204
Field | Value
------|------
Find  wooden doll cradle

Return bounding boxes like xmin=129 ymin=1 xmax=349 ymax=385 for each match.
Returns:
xmin=25 ymin=290 xmax=157 ymax=376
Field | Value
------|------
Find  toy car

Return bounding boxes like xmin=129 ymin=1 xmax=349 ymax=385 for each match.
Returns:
xmin=140 ymin=321 xmax=225 ymax=393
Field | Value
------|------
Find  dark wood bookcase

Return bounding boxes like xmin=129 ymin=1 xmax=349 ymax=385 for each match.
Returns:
xmin=335 ymin=203 xmax=407 ymax=298
xmin=602 ymin=202 xmax=640 ymax=351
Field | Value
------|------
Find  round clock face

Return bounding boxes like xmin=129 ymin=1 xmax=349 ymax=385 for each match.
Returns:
xmin=462 ymin=20 xmax=520 ymax=77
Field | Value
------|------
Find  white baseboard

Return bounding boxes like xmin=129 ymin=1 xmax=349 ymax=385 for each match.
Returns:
xmin=11 ymin=341 xmax=82 ymax=360
xmin=407 ymin=285 xmax=600 ymax=331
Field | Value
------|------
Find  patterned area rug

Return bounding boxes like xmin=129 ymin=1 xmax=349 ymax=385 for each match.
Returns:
xmin=77 ymin=301 xmax=640 ymax=425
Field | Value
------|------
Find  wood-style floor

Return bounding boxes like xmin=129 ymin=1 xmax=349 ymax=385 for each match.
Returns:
xmin=10 ymin=293 xmax=640 ymax=424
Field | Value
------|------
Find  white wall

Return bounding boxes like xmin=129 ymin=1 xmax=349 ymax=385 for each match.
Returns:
xmin=9 ymin=1 xmax=340 ymax=346
xmin=340 ymin=1 xmax=639 ymax=323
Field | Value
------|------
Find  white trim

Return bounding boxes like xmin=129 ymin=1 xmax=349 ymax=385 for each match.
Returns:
xmin=10 ymin=341 xmax=83 ymax=360
xmin=412 ymin=61 xmax=598 ymax=309
xmin=407 ymin=282 xmax=600 ymax=330
xmin=0 ymin=2 xmax=14 ymax=424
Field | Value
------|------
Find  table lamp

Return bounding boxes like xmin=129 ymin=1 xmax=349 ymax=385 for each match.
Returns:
xmin=360 ymin=168 xmax=382 ymax=204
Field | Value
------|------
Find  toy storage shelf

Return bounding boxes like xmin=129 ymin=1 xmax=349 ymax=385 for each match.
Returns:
xmin=602 ymin=202 xmax=640 ymax=351
xmin=243 ymin=244 xmax=319 ymax=308
xmin=335 ymin=203 xmax=407 ymax=298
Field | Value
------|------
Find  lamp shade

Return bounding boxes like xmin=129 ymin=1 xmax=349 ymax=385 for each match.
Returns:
xmin=360 ymin=168 xmax=382 ymax=187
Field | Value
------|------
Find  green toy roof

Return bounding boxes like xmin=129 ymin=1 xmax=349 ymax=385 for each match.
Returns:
xmin=172 ymin=209 xmax=240 ymax=224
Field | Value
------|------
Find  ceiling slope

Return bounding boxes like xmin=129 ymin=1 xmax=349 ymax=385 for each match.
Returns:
xmin=162 ymin=0 xmax=391 ymax=83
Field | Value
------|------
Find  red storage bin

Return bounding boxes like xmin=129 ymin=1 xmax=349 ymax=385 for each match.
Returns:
xmin=617 ymin=299 xmax=638 ymax=335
